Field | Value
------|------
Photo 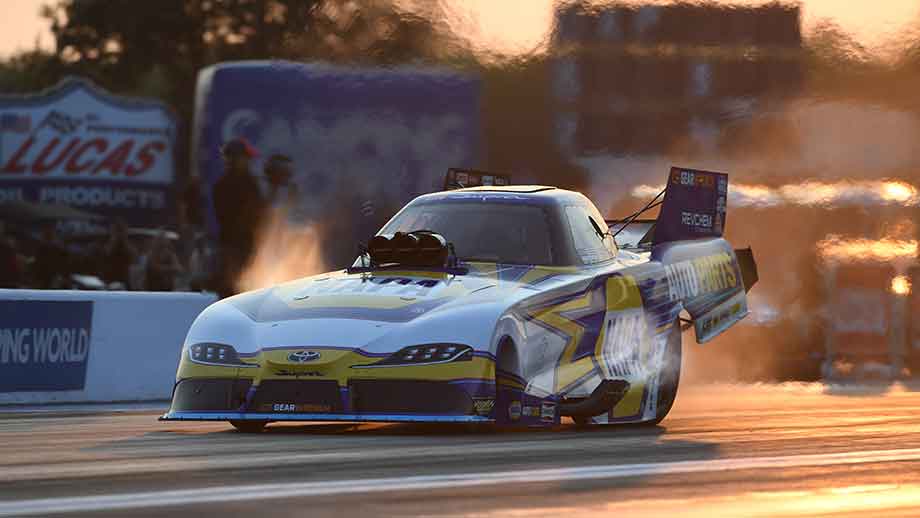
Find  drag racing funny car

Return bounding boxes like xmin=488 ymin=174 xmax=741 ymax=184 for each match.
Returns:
xmin=161 ymin=167 xmax=757 ymax=431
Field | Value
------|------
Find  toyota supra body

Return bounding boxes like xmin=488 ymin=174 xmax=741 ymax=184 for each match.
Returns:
xmin=161 ymin=167 xmax=757 ymax=431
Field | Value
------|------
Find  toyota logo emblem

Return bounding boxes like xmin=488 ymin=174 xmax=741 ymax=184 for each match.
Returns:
xmin=288 ymin=350 xmax=321 ymax=363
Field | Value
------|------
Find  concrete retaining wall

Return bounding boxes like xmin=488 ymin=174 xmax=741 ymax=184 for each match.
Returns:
xmin=0 ymin=289 xmax=216 ymax=404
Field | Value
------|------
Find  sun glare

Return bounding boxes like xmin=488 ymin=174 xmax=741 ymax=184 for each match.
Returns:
xmin=817 ymin=236 xmax=919 ymax=264
xmin=891 ymin=275 xmax=912 ymax=296
xmin=436 ymin=0 xmax=556 ymax=58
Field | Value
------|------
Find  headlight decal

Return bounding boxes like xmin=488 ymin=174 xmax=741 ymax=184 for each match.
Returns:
xmin=187 ymin=343 xmax=257 ymax=368
xmin=355 ymin=344 xmax=474 ymax=368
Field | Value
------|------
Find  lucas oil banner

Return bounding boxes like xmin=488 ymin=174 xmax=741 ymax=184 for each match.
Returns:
xmin=0 ymin=77 xmax=177 ymax=225
xmin=0 ymin=300 xmax=94 ymax=392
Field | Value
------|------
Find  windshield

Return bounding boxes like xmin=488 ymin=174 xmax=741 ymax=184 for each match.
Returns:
xmin=379 ymin=201 xmax=556 ymax=265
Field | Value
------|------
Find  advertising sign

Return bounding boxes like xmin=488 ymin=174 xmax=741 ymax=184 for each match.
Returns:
xmin=0 ymin=300 xmax=94 ymax=392
xmin=0 ymin=77 xmax=177 ymax=225
xmin=550 ymin=3 xmax=802 ymax=156
xmin=193 ymin=61 xmax=481 ymax=265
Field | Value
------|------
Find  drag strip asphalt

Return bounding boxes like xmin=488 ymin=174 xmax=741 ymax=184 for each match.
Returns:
xmin=2 ymin=382 xmax=920 ymax=517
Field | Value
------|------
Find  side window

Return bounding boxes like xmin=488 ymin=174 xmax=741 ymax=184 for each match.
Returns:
xmin=564 ymin=205 xmax=615 ymax=264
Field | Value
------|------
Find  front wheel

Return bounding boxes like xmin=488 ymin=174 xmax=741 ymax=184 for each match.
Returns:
xmin=229 ymin=420 xmax=268 ymax=433
xmin=651 ymin=319 xmax=682 ymax=425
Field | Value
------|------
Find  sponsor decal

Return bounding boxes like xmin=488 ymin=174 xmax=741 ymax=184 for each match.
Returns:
xmin=302 ymin=276 xmax=441 ymax=298
xmin=508 ymin=400 xmax=522 ymax=421
xmin=447 ymin=192 xmax=529 ymax=202
xmin=671 ymin=169 xmax=716 ymax=189
xmin=0 ymin=300 xmax=93 ymax=392
xmin=699 ymin=301 xmax=744 ymax=336
xmin=665 ymin=253 xmax=738 ymax=302
xmin=639 ymin=334 xmax=671 ymax=421
xmin=274 ymin=369 xmax=325 ymax=377
xmin=522 ymin=405 xmax=541 ymax=418
xmin=473 ymin=398 xmax=495 ymax=416
xmin=681 ymin=211 xmax=713 ymax=230
xmin=541 ymin=402 xmax=556 ymax=422
xmin=287 ymin=350 xmax=321 ymax=363
xmin=600 ymin=311 xmax=647 ymax=378
xmin=265 ymin=403 xmax=333 ymax=413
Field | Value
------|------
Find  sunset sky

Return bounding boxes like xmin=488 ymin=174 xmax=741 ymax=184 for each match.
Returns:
xmin=0 ymin=0 xmax=54 ymax=57
xmin=0 ymin=0 xmax=918 ymax=59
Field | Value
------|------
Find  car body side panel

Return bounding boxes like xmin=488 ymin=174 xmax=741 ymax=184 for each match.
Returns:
xmin=653 ymin=238 xmax=749 ymax=343
xmin=506 ymin=267 xmax=678 ymax=423
xmin=501 ymin=237 xmax=747 ymax=424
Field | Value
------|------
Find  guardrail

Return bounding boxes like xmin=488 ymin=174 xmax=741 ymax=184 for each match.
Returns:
xmin=0 ymin=289 xmax=217 ymax=404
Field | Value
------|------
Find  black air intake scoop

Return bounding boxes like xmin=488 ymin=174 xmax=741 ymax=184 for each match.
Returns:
xmin=367 ymin=231 xmax=452 ymax=268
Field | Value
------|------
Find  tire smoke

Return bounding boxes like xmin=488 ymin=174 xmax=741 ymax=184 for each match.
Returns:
xmin=235 ymin=208 xmax=327 ymax=293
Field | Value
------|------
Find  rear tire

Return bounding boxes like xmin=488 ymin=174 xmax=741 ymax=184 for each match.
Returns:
xmin=230 ymin=420 xmax=268 ymax=433
xmin=651 ymin=320 xmax=682 ymax=425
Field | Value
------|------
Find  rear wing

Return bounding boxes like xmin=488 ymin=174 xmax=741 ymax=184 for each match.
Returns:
xmin=654 ymin=167 xmax=727 ymax=245
xmin=613 ymin=167 xmax=757 ymax=344
xmin=444 ymin=168 xmax=511 ymax=190
xmin=610 ymin=166 xmax=727 ymax=250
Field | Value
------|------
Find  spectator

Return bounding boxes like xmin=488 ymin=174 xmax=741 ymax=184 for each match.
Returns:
xmin=178 ymin=176 xmax=206 ymax=277
xmin=128 ymin=237 xmax=152 ymax=291
xmin=146 ymin=232 xmax=183 ymax=291
xmin=212 ymin=138 xmax=266 ymax=297
xmin=102 ymin=219 xmax=136 ymax=288
xmin=182 ymin=176 xmax=204 ymax=228
xmin=0 ymin=221 xmax=22 ymax=288
xmin=32 ymin=222 xmax=69 ymax=289
xmin=175 ymin=201 xmax=196 ymax=270
xmin=187 ymin=234 xmax=214 ymax=291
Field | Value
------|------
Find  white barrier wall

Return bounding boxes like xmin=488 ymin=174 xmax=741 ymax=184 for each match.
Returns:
xmin=0 ymin=290 xmax=217 ymax=405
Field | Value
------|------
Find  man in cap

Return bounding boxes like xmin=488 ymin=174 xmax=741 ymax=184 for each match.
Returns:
xmin=212 ymin=138 xmax=266 ymax=297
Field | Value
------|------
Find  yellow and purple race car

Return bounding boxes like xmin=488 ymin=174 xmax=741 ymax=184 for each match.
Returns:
xmin=161 ymin=167 xmax=757 ymax=431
